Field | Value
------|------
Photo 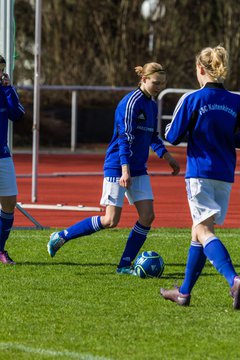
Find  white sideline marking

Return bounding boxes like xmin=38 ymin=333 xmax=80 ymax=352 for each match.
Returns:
xmin=0 ymin=343 xmax=114 ymax=360
xmin=17 ymin=203 xmax=103 ymax=212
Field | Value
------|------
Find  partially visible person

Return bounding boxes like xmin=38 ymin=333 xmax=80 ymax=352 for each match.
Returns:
xmin=47 ymin=62 xmax=180 ymax=274
xmin=160 ymin=45 xmax=240 ymax=309
xmin=0 ymin=55 xmax=25 ymax=264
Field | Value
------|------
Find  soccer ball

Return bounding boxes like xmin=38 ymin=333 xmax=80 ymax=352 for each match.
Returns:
xmin=134 ymin=251 xmax=164 ymax=279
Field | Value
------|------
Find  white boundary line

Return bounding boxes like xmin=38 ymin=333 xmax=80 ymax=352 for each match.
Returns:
xmin=17 ymin=171 xmax=240 ymax=178
xmin=16 ymin=171 xmax=187 ymax=178
xmin=0 ymin=342 xmax=114 ymax=360
xmin=17 ymin=203 xmax=103 ymax=212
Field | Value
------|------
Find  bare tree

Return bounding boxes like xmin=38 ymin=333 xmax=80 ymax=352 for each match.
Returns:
xmin=14 ymin=0 xmax=240 ymax=89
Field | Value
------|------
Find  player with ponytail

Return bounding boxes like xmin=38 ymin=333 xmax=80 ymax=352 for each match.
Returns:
xmin=47 ymin=62 xmax=180 ymax=274
xmin=161 ymin=46 xmax=240 ymax=309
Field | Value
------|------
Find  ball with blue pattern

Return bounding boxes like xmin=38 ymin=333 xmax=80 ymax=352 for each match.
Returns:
xmin=134 ymin=251 xmax=164 ymax=278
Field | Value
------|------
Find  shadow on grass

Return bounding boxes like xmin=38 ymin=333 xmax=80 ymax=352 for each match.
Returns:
xmin=162 ymin=272 xmax=219 ymax=279
xmin=15 ymin=261 xmax=117 ymax=267
xmin=14 ymin=261 xmax=240 ymax=279
xmin=163 ymin=262 xmax=223 ymax=279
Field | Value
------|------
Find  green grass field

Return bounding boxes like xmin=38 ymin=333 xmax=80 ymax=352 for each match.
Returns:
xmin=0 ymin=227 xmax=240 ymax=360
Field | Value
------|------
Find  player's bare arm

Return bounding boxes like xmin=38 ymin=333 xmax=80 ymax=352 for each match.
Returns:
xmin=163 ymin=152 xmax=180 ymax=176
xmin=119 ymin=164 xmax=131 ymax=188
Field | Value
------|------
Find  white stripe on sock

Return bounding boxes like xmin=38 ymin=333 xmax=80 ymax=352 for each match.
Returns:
xmin=203 ymin=236 xmax=218 ymax=248
xmin=134 ymin=224 xmax=149 ymax=236
xmin=191 ymin=240 xmax=203 ymax=247
xmin=92 ymin=216 xmax=101 ymax=231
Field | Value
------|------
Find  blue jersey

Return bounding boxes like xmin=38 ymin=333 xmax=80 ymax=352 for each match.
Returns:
xmin=104 ymin=88 xmax=167 ymax=177
xmin=0 ymin=85 xmax=25 ymax=158
xmin=165 ymin=83 xmax=240 ymax=183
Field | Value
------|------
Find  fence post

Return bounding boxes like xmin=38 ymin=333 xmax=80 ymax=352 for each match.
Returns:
xmin=71 ymin=90 xmax=78 ymax=152
xmin=157 ymin=88 xmax=194 ymax=139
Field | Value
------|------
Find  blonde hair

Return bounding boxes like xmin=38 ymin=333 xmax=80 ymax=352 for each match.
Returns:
xmin=135 ymin=62 xmax=165 ymax=86
xmin=196 ymin=45 xmax=229 ymax=81
xmin=135 ymin=62 xmax=165 ymax=76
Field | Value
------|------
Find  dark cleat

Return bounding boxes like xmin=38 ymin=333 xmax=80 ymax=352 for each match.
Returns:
xmin=0 ymin=251 xmax=15 ymax=265
xmin=160 ymin=286 xmax=191 ymax=306
xmin=230 ymin=276 xmax=240 ymax=310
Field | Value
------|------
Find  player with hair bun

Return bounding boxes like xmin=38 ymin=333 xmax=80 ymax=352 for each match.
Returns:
xmin=160 ymin=45 xmax=240 ymax=309
xmin=47 ymin=62 xmax=180 ymax=274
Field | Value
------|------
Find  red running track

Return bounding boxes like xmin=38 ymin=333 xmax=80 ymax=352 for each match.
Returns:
xmin=13 ymin=147 xmax=240 ymax=229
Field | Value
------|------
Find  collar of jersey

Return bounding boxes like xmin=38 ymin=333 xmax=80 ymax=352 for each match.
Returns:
xmin=138 ymin=87 xmax=152 ymax=100
xmin=204 ymin=82 xmax=225 ymax=89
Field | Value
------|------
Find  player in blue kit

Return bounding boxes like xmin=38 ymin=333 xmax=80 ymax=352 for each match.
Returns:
xmin=160 ymin=46 xmax=240 ymax=309
xmin=47 ymin=62 xmax=180 ymax=274
xmin=0 ymin=55 xmax=25 ymax=264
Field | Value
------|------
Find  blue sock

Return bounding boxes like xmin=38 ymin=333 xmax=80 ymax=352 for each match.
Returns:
xmin=118 ymin=221 xmax=150 ymax=268
xmin=203 ymin=236 xmax=237 ymax=287
xmin=180 ymin=241 xmax=206 ymax=295
xmin=59 ymin=216 xmax=104 ymax=241
xmin=0 ymin=210 xmax=14 ymax=251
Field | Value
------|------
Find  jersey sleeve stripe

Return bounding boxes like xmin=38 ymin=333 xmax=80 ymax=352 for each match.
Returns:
xmin=165 ymin=89 xmax=198 ymax=138
xmin=124 ymin=89 xmax=142 ymax=143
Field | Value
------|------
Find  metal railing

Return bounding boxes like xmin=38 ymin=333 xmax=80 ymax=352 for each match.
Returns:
xmin=17 ymin=85 xmax=193 ymax=152
xmin=16 ymin=84 xmax=134 ymax=202
xmin=15 ymin=85 xmax=240 ymax=203
xmin=157 ymin=88 xmax=193 ymax=137
xmin=16 ymin=85 xmax=134 ymax=152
